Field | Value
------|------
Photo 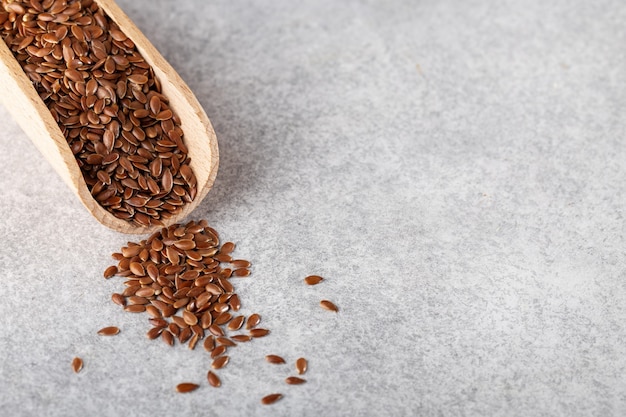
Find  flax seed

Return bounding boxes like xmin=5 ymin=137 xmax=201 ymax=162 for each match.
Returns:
xmin=71 ymin=357 xmax=83 ymax=373
xmin=320 ymin=300 xmax=339 ymax=312
xmin=296 ymin=358 xmax=307 ymax=375
xmin=211 ymin=355 xmax=229 ymax=370
xmin=304 ymin=275 xmax=324 ymax=285
xmin=261 ymin=393 xmax=283 ymax=405
xmin=246 ymin=314 xmax=261 ymax=329
xmin=286 ymin=376 xmax=306 ymax=385
xmin=250 ymin=328 xmax=270 ymax=338
xmin=207 ymin=371 xmax=221 ymax=387
xmin=266 ymin=355 xmax=286 ymax=364
xmin=97 ymin=326 xmax=120 ymax=336
xmin=103 ymin=265 xmax=118 ymax=278
xmin=175 ymin=383 xmax=199 ymax=393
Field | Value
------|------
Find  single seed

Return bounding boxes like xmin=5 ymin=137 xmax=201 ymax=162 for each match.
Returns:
xmin=207 ymin=371 xmax=221 ymax=387
xmin=203 ymin=336 xmax=215 ymax=352
xmin=246 ymin=313 xmax=261 ymax=329
xmin=97 ymin=326 xmax=120 ymax=336
xmin=216 ymin=337 xmax=236 ymax=347
xmin=250 ymin=328 xmax=270 ymax=338
xmin=183 ymin=310 xmax=198 ymax=326
xmin=304 ymin=275 xmax=324 ymax=285
xmin=210 ymin=345 xmax=227 ymax=359
xmin=286 ymin=376 xmax=306 ymax=385
xmin=124 ymin=305 xmax=146 ymax=313
xmin=111 ymin=293 xmax=125 ymax=306
xmin=231 ymin=334 xmax=252 ymax=343
xmin=146 ymin=327 xmax=162 ymax=339
xmin=266 ymin=355 xmax=286 ymax=364
xmin=175 ymin=383 xmax=199 ymax=393
xmin=261 ymin=393 xmax=283 ymax=405
xmin=320 ymin=300 xmax=339 ymax=312
xmin=296 ymin=358 xmax=307 ymax=375
xmin=220 ymin=242 xmax=235 ymax=254
xmin=211 ymin=355 xmax=230 ymax=370
xmin=227 ymin=315 xmax=245 ymax=331
xmin=71 ymin=357 xmax=83 ymax=373
xmin=104 ymin=265 xmax=118 ymax=278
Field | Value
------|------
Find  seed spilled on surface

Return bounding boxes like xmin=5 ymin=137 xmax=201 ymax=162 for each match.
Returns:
xmin=296 ymin=358 xmax=308 ymax=375
xmin=97 ymin=326 xmax=120 ymax=336
xmin=266 ymin=355 xmax=286 ymax=364
xmin=261 ymin=393 xmax=283 ymax=405
xmin=175 ymin=383 xmax=199 ymax=393
xmin=320 ymin=300 xmax=339 ymax=312
xmin=71 ymin=357 xmax=83 ymax=373
xmin=304 ymin=275 xmax=324 ymax=285
xmin=286 ymin=376 xmax=306 ymax=385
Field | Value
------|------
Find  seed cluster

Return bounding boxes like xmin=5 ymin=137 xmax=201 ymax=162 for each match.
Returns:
xmin=105 ymin=219 xmax=269 ymax=386
xmin=0 ymin=0 xmax=197 ymax=226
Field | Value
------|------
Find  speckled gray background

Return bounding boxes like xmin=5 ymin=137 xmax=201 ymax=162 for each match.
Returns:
xmin=1 ymin=0 xmax=626 ymax=416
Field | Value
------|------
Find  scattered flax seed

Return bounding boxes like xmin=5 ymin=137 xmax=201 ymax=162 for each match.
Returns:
xmin=285 ymin=376 xmax=306 ymax=385
xmin=207 ymin=371 xmax=221 ymax=387
xmin=304 ymin=275 xmax=324 ymax=285
xmin=296 ymin=358 xmax=308 ymax=375
xmin=111 ymin=293 xmax=125 ymax=306
xmin=175 ymin=383 xmax=199 ymax=393
xmin=71 ymin=357 xmax=83 ymax=373
xmin=246 ymin=314 xmax=261 ymax=330
xmin=320 ymin=300 xmax=339 ymax=312
xmin=97 ymin=326 xmax=120 ymax=336
xmin=103 ymin=266 xmax=118 ymax=279
xmin=266 ymin=355 xmax=286 ymax=364
xmin=211 ymin=355 xmax=230 ymax=370
xmin=250 ymin=328 xmax=270 ymax=338
xmin=261 ymin=393 xmax=283 ymax=405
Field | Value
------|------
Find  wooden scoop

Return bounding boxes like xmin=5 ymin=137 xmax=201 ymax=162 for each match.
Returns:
xmin=0 ymin=0 xmax=218 ymax=234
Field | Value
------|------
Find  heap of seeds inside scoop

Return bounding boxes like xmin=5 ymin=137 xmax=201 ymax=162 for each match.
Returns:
xmin=104 ymin=219 xmax=269 ymax=376
xmin=0 ymin=0 xmax=197 ymax=226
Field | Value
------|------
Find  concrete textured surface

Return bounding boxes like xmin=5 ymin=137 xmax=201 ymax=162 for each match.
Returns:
xmin=1 ymin=0 xmax=626 ymax=416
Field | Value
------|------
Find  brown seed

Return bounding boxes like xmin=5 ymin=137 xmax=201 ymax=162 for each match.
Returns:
xmin=266 ymin=355 xmax=286 ymax=364
xmin=210 ymin=345 xmax=227 ymax=359
xmin=250 ymin=328 xmax=270 ymax=338
xmin=207 ymin=371 xmax=221 ymax=387
xmin=320 ymin=300 xmax=339 ymax=312
xmin=175 ymin=383 xmax=199 ymax=393
xmin=161 ymin=330 xmax=174 ymax=346
xmin=124 ymin=305 xmax=146 ymax=313
xmin=216 ymin=337 xmax=236 ymax=347
xmin=230 ymin=260 xmax=251 ymax=268
xmin=71 ymin=357 xmax=83 ymax=373
xmin=211 ymin=355 xmax=230 ymax=370
xmin=183 ymin=310 xmax=199 ymax=326
xmin=261 ymin=393 xmax=283 ymax=405
xmin=208 ymin=324 xmax=224 ymax=337
xmin=296 ymin=358 xmax=307 ymax=375
xmin=146 ymin=327 xmax=162 ymax=339
xmin=111 ymin=293 xmax=125 ymax=306
xmin=285 ymin=376 xmax=306 ymax=385
xmin=203 ymin=336 xmax=215 ymax=352
xmin=103 ymin=265 xmax=118 ymax=278
xmin=220 ymin=242 xmax=235 ymax=254
xmin=129 ymin=262 xmax=145 ymax=276
xmin=246 ymin=313 xmax=261 ymax=329
xmin=304 ymin=275 xmax=324 ymax=285
xmin=227 ymin=315 xmax=245 ymax=331
xmin=97 ymin=326 xmax=120 ymax=336
xmin=233 ymin=268 xmax=250 ymax=277
xmin=231 ymin=335 xmax=252 ymax=344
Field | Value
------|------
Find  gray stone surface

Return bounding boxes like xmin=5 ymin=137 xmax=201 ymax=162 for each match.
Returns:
xmin=1 ymin=0 xmax=626 ymax=415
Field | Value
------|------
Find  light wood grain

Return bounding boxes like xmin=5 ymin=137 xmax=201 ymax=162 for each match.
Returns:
xmin=0 ymin=0 xmax=219 ymax=234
